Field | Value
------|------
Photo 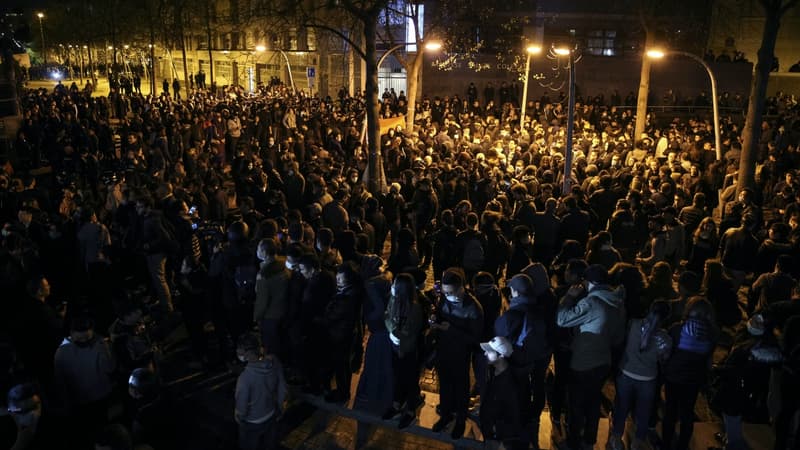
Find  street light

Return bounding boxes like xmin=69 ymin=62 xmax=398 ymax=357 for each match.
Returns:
xmin=520 ymin=45 xmax=542 ymax=130
xmin=553 ymin=45 xmax=577 ymax=195
xmin=37 ymin=13 xmax=46 ymax=65
xmin=647 ymin=49 xmax=721 ymax=161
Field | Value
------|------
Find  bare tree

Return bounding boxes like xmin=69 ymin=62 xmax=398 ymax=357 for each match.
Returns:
xmin=736 ymin=0 xmax=799 ymax=194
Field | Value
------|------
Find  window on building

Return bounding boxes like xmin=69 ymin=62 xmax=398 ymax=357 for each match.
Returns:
xmin=585 ymin=30 xmax=617 ymax=56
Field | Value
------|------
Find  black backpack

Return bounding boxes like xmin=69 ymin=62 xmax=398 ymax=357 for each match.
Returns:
xmin=510 ymin=309 xmax=551 ymax=368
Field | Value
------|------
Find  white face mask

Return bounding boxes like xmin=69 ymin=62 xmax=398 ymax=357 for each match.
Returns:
xmin=390 ymin=285 xmax=396 ymax=297
xmin=238 ymin=354 xmax=247 ymax=363
xmin=285 ymin=261 xmax=297 ymax=270
xmin=445 ymin=294 xmax=460 ymax=303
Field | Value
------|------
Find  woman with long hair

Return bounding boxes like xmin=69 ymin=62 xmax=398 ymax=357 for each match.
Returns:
xmin=662 ymin=297 xmax=718 ymax=450
xmin=382 ymin=273 xmax=426 ymax=428
xmin=610 ymin=262 xmax=648 ymax=319
xmin=642 ymin=261 xmax=677 ymax=311
xmin=685 ymin=217 xmax=719 ymax=276
xmin=702 ymin=260 xmax=742 ymax=328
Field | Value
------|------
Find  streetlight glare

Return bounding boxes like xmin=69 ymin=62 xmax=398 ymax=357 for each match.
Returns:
xmin=646 ymin=49 xmax=665 ymax=59
xmin=255 ymin=45 xmax=266 ymax=52
xmin=424 ymin=41 xmax=442 ymax=51
xmin=527 ymin=45 xmax=542 ymax=55
xmin=37 ymin=12 xmax=44 ymax=18
xmin=553 ymin=47 xmax=571 ymax=56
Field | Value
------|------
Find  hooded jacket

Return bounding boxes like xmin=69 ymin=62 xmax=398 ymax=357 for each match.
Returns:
xmin=254 ymin=257 xmax=290 ymax=321
xmin=557 ymin=284 xmax=626 ymax=371
xmin=235 ymin=356 xmax=288 ymax=424
xmin=54 ymin=337 xmax=115 ymax=407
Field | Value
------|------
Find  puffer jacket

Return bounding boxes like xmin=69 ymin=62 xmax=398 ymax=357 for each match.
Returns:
xmin=664 ymin=317 xmax=717 ymax=385
xmin=557 ymin=284 xmax=626 ymax=371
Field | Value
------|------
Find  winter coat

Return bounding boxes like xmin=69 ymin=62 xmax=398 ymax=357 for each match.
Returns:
xmin=384 ymin=298 xmax=425 ymax=357
xmin=663 ymin=318 xmax=717 ymax=385
xmin=556 ymin=285 xmax=626 ymax=371
xmin=254 ymin=258 xmax=290 ymax=321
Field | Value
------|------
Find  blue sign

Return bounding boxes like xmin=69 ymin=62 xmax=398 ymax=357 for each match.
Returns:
xmin=307 ymin=67 xmax=315 ymax=78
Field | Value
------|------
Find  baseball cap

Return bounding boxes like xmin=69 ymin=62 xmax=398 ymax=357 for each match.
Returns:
xmin=480 ymin=336 xmax=513 ymax=358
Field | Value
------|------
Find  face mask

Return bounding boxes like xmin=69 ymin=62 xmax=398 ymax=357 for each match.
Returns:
xmin=238 ymin=354 xmax=247 ymax=363
xmin=285 ymin=261 xmax=297 ymax=270
xmin=445 ymin=294 xmax=460 ymax=303
xmin=390 ymin=285 xmax=396 ymax=297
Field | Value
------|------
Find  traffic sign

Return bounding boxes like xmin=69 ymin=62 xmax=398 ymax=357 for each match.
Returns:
xmin=307 ymin=67 xmax=315 ymax=78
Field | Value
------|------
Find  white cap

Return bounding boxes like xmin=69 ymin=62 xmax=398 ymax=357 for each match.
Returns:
xmin=480 ymin=336 xmax=513 ymax=358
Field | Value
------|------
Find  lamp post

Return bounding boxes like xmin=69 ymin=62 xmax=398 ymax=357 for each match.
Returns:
xmin=554 ymin=46 xmax=577 ymax=195
xmin=519 ymin=45 xmax=542 ymax=130
xmin=277 ymin=50 xmax=296 ymax=95
xmin=647 ymin=49 xmax=722 ymax=161
xmin=37 ymin=13 xmax=47 ymax=65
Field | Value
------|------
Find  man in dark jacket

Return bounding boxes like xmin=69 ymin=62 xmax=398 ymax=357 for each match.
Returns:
xmin=479 ymin=336 xmax=524 ymax=450
xmin=431 ymin=268 xmax=484 ymax=440
xmin=559 ymin=196 xmax=591 ymax=247
xmin=298 ymin=253 xmax=336 ymax=394
xmin=136 ymin=195 xmax=174 ymax=312
xmin=254 ymin=238 xmax=290 ymax=356
xmin=494 ymin=273 xmax=552 ymax=449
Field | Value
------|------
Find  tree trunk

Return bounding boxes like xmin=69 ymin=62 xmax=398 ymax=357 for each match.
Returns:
xmin=404 ymin=50 xmax=423 ymax=132
xmin=736 ymin=5 xmax=782 ymax=194
xmin=205 ymin=0 xmax=214 ymax=88
xmin=364 ymin=17 xmax=385 ymax=195
xmin=633 ymin=29 xmax=654 ymax=142
xmin=179 ymin=10 xmax=189 ymax=87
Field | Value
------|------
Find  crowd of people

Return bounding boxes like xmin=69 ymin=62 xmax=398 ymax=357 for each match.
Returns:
xmin=0 ymin=73 xmax=799 ymax=450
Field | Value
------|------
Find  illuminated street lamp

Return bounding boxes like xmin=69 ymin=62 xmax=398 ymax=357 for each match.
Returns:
xmin=37 ymin=13 xmax=47 ymax=65
xmin=647 ymin=49 xmax=721 ymax=161
xmin=553 ymin=45 xmax=577 ymax=194
xmin=520 ymin=45 xmax=542 ymax=130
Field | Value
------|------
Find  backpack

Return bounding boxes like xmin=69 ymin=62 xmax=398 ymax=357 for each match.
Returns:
xmin=234 ymin=264 xmax=259 ymax=304
xmin=511 ymin=309 xmax=550 ymax=368
xmin=462 ymin=234 xmax=486 ymax=272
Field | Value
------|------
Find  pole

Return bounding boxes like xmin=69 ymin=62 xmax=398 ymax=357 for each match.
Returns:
xmin=675 ymin=51 xmax=721 ymax=160
xmin=278 ymin=50 xmax=296 ymax=94
xmin=520 ymin=51 xmax=531 ymax=130
xmin=38 ymin=16 xmax=47 ymax=65
xmin=563 ymin=51 xmax=576 ymax=195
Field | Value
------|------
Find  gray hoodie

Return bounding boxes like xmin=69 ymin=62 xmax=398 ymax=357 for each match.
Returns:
xmin=235 ymin=356 xmax=288 ymax=424
xmin=557 ymin=284 xmax=626 ymax=371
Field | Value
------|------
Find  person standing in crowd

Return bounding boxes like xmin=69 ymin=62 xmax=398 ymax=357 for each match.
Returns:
xmin=556 ymin=264 xmax=626 ymax=450
xmin=234 ymin=332 xmax=287 ymax=450
xmin=383 ymin=272 xmax=426 ymax=428
xmin=661 ymin=297 xmax=718 ymax=450
xmin=136 ymin=194 xmax=175 ymax=313
xmin=431 ymin=268 xmax=483 ymax=440
xmin=607 ymin=301 xmax=672 ymax=450
xmin=479 ymin=336 xmax=524 ymax=450
xmin=54 ymin=316 xmax=115 ymax=448
xmin=254 ymin=237 xmax=290 ymax=357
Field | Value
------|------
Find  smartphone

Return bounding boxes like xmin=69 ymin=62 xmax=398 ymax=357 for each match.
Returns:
xmin=191 ymin=222 xmax=198 ymax=230
xmin=434 ymin=281 xmax=441 ymax=294
xmin=189 ymin=205 xmax=197 ymax=215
